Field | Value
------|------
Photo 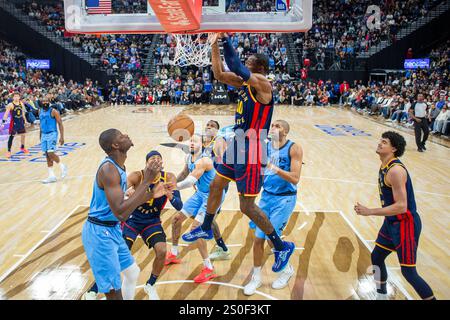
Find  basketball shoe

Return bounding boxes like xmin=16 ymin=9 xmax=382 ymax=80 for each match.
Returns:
xmin=209 ymin=246 xmax=231 ymax=261
xmin=182 ymin=226 xmax=213 ymax=242
xmin=193 ymin=267 xmax=217 ymax=283
xmin=20 ymin=147 xmax=29 ymax=154
xmin=144 ymin=284 xmax=160 ymax=300
xmin=164 ymin=252 xmax=181 ymax=265
xmin=272 ymin=241 xmax=295 ymax=273
xmin=83 ymin=291 xmax=98 ymax=300
xmin=272 ymin=263 xmax=294 ymax=289
xmin=243 ymin=274 xmax=262 ymax=296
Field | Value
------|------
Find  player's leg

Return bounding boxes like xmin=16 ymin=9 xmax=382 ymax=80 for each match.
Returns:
xmin=268 ymin=195 xmax=296 ymax=289
xmin=19 ymin=130 xmax=28 ymax=153
xmin=372 ymin=219 xmax=396 ymax=298
xmin=191 ymin=216 xmax=217 ymax=284
xmin=81 ymin=222 xmax=128 ymax=300
xmin=48 ymin=132 xmax=67 ymax=178
xmin=6 ymin=134 xmax=14 ymax=157
xmin=237 ymin=163 xmax=294 ymax=273
xmin=395 ymin=215 xmax=435 ymax=299
xmin=209 ymin=219 xmax=231 ymax=261
xmin=142 ymin=223 xmax=167 ymax=300
xmin=165 ymin=213 xmax=185 ymax=265
xmin=243 ymin=236 xmax=265 ymax=296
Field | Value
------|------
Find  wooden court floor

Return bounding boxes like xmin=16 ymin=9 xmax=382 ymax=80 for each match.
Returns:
xmin=0 ymin=105 xmax=448 ymax=300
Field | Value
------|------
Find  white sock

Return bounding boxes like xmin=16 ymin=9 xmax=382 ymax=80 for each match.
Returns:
xmin=171 ymin=245 xmax=178 ymax=256
xmin=121 ymin=263 xmax=140 ymax=300
xmin=253 ymin=266 xmax=262 ymax=278
xmin=48 ymin=167 xmax=55 ymax=178
xmin=203 ymin=258 xmax=213 ymax=270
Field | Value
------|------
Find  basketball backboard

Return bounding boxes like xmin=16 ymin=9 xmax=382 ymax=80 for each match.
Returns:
xmin=64 ymin=0 xmax=312 ymax=34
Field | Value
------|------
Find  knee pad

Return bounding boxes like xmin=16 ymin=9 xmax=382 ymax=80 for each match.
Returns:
xmin=123 ymin=262 xmax=140 ymax=282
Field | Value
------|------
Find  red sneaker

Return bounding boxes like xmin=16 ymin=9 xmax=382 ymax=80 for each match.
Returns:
xmin=193 ymin=267 xmax=217 ymax=284
xmin=164 ymin=252 xmax=181 ymax=266
xmin=20 ymin=148 xmax=29 ymax=154
xmin=5 ymin=151 xmax=11 ymax=158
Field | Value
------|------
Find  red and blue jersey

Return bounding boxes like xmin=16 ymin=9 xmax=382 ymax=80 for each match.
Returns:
xmin=378 ymin=158 xmax=418 ymax=222
xmin=234 ymin=84 xmax=274 ymax=140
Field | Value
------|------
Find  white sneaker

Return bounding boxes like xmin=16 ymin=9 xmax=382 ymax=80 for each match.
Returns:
xmin=243 ymin=274 xmax=262 ymax=296
xmin=272 ymin=263 xmax=294 ymax=290
xmin=209 ymin=246 xmax=231 ymax=261
xmin=144 ymin=284 xmax=160 ymax=300
xmin=42 ymin=176 xmax=57 ymax=184
xmin=83 ymin=291 xmax=98 ymax=300
xmin=61 ymin=164 xmax=67 ymax=179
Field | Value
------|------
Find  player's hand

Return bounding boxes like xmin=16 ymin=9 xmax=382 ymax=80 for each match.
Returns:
xmin=59 ymin=137 xmax=64 ymax=146
xmin=354 ymin=202 xmax=372 ymax=216
xmin=125 ymin=187 xmax=135 ymax=199
xmin=266 ymin=162 xmax=279 ymax=174
xmin=143 ymin=157 xmax=162 ymax=184
xmin=164 ymin=182 xmax=176 ymax=200
xmin=415 ymin=118 xmax=422 ymax=123
xmin=151 ymin=182 xmax=173 ymax=199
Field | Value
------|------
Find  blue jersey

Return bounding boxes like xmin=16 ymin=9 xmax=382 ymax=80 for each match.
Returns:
xmin=234 ymin=84 xmax=274 ymax=138
xmin=89 ymin=157 xmax=127 ymax=222
xmin=378 ymin=158 xmax=418 ymax=222
xmin=188 ymin=154 xmax=215 ymax=193
xmin=128 ymin=171 xmax=169 ymax=223
xmin=263 ymin=140 xmax=297 ymax=195
xmin=39 ymin=108 xmax=57 ymax=134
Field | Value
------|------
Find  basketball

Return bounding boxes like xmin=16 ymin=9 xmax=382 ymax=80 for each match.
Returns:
xmin=167 ymin=114 xmax=195 ymax=142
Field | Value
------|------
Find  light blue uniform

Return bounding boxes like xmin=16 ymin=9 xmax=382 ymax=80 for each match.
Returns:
xmin=181 ymin=153 xmax=226 ymax=223
xmin=81 ymin=157 xmax=135 ymax=294
xmin=39 ymin=108 xmax=58 ymax=153
xmin=255 ymin=140 xmax=298 ymax=239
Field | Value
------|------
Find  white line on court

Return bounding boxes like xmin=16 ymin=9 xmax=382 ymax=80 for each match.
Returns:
xmin=0 ymin=204 xmax=86 ymax=284
xmin=40 ymin=230 xmax=50 ymax=233
xmin=136 ymin=280 xmax=278 ymax=300
xmin=297 ymin=222 xmax=307 ymax=230
xmin=13 ymin=255 xmax=25 ymax=258
xmin=337 ymin=210 xmax=414 ymax=300
xmin=295 ymin=247 xmax=305 ymax=251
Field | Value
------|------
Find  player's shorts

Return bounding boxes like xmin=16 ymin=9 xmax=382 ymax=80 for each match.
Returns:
xmin=81 ymin=219 xmax=135 ymax=294
xmin=254 ymin=191 xmax=297 ymax=240
xmin=181 ymin=190 xmax=226 ymax=223
xmin=9 ymin=118 xmax=26 ymax=135
xmin=374 ymin=212 xmax=421 ymax=267
xmin=215 ymin=137 xmax=266 ymax=197
xmin=122 ymin=218 xmax=166 ymax=248
xmin=41 ymin=131 xmax=58 ymax=153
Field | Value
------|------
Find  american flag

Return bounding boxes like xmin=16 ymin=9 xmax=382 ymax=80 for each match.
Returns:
xmin=86 ymin=0 xmax=112 ymax=15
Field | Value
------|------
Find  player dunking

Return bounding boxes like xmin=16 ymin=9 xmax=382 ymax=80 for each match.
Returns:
xmin=84 ymin=150 xmax=181 ymax=300
xmin=354 ymin=131 xmax=435 ymax=300
xmin=182 ymin=33 xmax=295 ymax=273
xmin=81 ymin=129 xmax=172 ymax=300
xmin=1 ymin=92 xmax=29 ymax=158
xmin=245 ymin=120 xmax=303 ymax=295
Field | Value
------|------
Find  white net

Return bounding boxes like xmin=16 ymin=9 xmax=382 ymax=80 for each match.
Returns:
xmin=172 ymin=33 xmax=215 ymax=67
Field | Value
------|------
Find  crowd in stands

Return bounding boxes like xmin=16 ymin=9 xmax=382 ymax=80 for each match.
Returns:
xmin=0 ymin=38 xmax=103 ymax=125
xmin=292 ymin=0 xmax=444 ymax=70
xmin=345 ymin=40 xmax=449 ymax=135
xmin=19 ymin=1 xmax=151 ymax=77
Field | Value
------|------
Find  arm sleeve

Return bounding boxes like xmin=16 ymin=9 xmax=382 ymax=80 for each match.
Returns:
xmin=169 ymin=190 xmax=183 ymax=211
xmin=222 ymin=37 xmax=251 ymax=82
xmin=176 ymin=175 xmax=198 ymax=190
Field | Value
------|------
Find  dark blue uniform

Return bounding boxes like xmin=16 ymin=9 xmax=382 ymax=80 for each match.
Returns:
xmin=375 ymin=158 xmax=421 ymax=266
xmin=8 ymin=103 xmax=26 ymax=135
xmin=122 ymin=171 xmax=170 ymax=248
xmin=216 ymin=84 xmax=274 ymax=196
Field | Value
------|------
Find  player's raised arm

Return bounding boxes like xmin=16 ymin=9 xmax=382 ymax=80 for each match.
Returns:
xmin=220 ymin=34 xmax=272 ymax=102
xmin=166 ymin=172 xmax=183 ymax=210
xmin=176 ymin=157 xmax=213 ymax=190
xmin=211 ymin=33 xmax=245 ymax=88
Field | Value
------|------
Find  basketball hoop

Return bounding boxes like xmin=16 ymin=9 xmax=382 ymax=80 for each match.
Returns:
xmin=172 ymin=33 xmax=216 ymax=67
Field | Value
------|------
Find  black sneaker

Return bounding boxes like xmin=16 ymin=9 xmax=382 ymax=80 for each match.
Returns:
xmin=421 ymin=144 xmax=427 ymax=150
xmin=418 ymin=148 xmax=424 ymax=152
